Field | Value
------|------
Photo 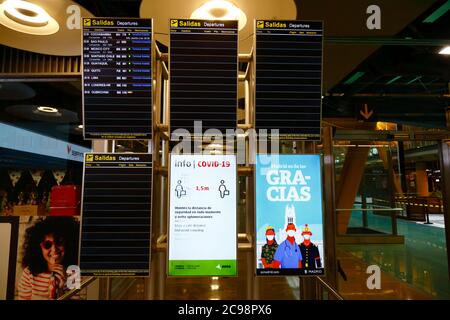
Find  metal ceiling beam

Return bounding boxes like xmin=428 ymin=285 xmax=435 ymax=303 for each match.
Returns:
xmin=334 ymin=129 xmax=450 ymax=141
xmin=351 ymin=93 xmax=450 ymax=98
xmin=325 ymin=37 xmax=450 ymax=46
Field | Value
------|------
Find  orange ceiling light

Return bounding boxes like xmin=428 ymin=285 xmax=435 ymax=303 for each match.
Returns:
xmin=439 ymin=46 xmax=450 ymax=55
xmin=190 ymin=0 xmax=247 ymax=30
xmin=36 ymin=106 xmax=58 ymax=113
xmin=0 ymin=0 xmax=59 ymax=35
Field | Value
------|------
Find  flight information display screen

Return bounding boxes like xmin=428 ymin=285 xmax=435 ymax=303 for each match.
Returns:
xmin=80 ymin=153 xmax=152 ymax=276
xmin=82 ymin=18 xmax=153 ymax=140
xmin=255 ymin=20 xmax=323 ymax=140
xmin=169 ymin=19 xmax=238 ymax=139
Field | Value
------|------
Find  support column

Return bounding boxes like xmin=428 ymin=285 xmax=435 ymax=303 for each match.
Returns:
xmin=415 ymin=162 xmax=429 ymax=197
xmin=246 ymin=174 xmax=256 ymax=300
xmin=297 ymin=139 xmax=317 ymax=299
xmin=336 ymin=146 xmax=370 ymax=235
xmin=377 ymin=146 xmax=403 ymax=196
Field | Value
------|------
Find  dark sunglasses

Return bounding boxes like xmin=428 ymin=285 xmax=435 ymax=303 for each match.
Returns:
xmin=40 ymin=238 xmax=65 ymax=249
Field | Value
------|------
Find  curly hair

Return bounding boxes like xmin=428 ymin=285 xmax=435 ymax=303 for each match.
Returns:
xmin=22 ymin=217 xmax=80 ymax=276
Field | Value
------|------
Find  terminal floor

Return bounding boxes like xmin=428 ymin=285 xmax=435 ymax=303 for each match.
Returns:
xmin=148 ymin=251 xmax=300 ymax=300
xmin=341 ymin=210 xmax=450 ymax=299
xmin=337 ymin=248 xmax=433 ymax=299
xmin=112 ymin=212 xmax=449 ymax=300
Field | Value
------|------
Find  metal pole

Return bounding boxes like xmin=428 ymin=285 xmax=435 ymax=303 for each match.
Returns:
xmin=397 ymin=125 xmax=408 ymax=194
xmin=391 ymin=210 xmax=398 ymax=235
xmin=322 ymin=126 xmax=338 ymax=292
xmin=361 ymin=180 xmax=368 ymax=228
xmin=424 ymin=206 xmax=433 ymax=225
xmin=438 ymin=141 xmax=450 ymax=279
xmin=105 ymin=278 xmax=112 ymax=300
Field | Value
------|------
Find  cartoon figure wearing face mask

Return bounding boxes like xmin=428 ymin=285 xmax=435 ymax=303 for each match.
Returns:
xmin=299 ymin=224 xmax=321 ymax=269
xmin=261 ymin=226 xmax=278 ymax=268
xmin=272 ymin=223 xmax=302 ymax=269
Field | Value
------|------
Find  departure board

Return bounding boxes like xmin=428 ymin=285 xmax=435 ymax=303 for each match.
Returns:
xmin=169 ymin=19 xmax=238 ymax=139
xmin=80 ymin=153 xmax=152 ymax=276
xmin=82 ymin=18 xmax=153 ymax=140
xmin=255 ymin=20 xmax=323 ymax=140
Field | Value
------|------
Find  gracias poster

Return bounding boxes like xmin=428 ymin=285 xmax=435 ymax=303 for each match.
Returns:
xmin=255 ymin=154 xmax=324 ymax=276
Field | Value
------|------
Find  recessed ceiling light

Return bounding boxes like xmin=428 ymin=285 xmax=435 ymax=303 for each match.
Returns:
xmin=7 ymin=104 xmax=77 ymax=122
xmin=191 ymin=0 xmax=247 ymax=31
xmin=37 ymin=106 xmax=58 ymax=113
xmin=0 ymin=0 xmax=59 ymax=35
xmin=4 ymin=0 xmax=49 ymax=27
xmin=439 ymin=46 xmax=450 ymax=55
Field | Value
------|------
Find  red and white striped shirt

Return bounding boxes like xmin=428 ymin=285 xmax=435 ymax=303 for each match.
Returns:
xmin=18 ymin=267 xmax=57 ymax=300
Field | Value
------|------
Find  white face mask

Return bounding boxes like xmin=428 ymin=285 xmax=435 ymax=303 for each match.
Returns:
xmin=303 ymin=235 xmax=310 ymax=240
xmin=266 ymin=235 xmax=274 ymax=241
xmin=287 ymin=230 xmax=295 ymax=237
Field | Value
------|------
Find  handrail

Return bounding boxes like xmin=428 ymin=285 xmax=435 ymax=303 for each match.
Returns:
xmin=336 ymin=208 xmax=403 ymax=211
xmin=57 ymin=276 xmax=97 ymax=300
xmin=314 ymin=276 xmax=344 ymax=300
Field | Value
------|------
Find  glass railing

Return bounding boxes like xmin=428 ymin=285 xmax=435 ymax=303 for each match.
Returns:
xmin=338 ymin=204 xmax=403 ymax=236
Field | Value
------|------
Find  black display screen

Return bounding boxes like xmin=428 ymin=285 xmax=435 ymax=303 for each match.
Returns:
xmin=80 ymin=153 xmax=152 ymax=276
xmin=82 ymin=18 xmax=152 ymax=140
xmin=255 ymin=20 xmax=323 ymax=140
xmin=169 ymin=19 xmax=238 ymax=139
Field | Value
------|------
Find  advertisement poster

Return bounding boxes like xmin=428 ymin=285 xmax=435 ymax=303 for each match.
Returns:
xmin=169 ymin=155 xmax=237 ymax=276
xmin=14 ymin=216 xmax=80 ymax=300
xmin=256 ymin=154 xmax=324 ymax=276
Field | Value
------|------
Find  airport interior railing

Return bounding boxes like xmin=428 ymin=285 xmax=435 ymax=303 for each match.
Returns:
xmin=58 ymin=276 xmax=96 ymax=300
xmin=336 ymin=207 xmax=403 ymax=236
xmin=314 ymin=276 xmax=344 ymax=300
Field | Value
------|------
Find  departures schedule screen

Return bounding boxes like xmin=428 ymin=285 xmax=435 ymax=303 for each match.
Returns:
xmin=80 ymin=153 xmax=152 ymax=276
xmin=82 ymin=18 xmax=153 ymax=140
xmin=169 ymin=19 xmax=238 ymax=139
xmin=255 ymin=20 xmax=323 ymax=140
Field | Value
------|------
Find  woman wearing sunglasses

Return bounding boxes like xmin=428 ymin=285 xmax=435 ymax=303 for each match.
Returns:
xmin=18 ymin=217 xmax=79 ymax=300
